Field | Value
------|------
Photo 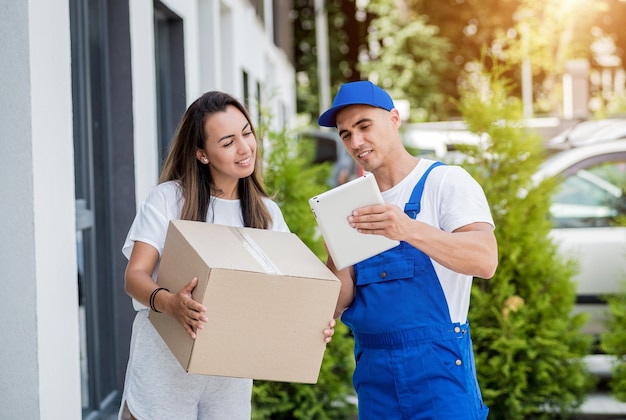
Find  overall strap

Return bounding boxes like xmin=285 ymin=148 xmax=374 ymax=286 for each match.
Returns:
xmin=404 ymin=161 xmax=446 ymax=219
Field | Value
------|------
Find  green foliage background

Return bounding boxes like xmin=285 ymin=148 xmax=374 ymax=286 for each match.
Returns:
xmin=454 ymin=58 xmax=596 ymax=419
xmin=251 ymin=117 xmax=357 ymax=419
xmin=359 ymin=0 xmax=453 ymax=121
xmin=601 ymin=280 xmax=626 ymax=402
xmin=293 ymin=0 xmax=626 ymax=122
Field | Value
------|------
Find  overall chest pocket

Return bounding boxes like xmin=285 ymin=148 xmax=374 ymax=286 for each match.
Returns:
xmin=356 ymin=254 xmax=423 ymax=286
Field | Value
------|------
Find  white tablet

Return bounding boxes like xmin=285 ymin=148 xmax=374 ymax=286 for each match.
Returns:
xmin=309 ymin=173 xmax=400 ymax=270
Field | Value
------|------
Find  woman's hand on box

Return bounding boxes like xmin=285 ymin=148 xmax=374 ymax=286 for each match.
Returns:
xmin=168 ymin=277 xmax=208 ymax=339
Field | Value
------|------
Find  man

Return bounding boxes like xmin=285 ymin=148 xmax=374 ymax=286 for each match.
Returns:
xmin=319 ymin=80 xmax=498 ymax=420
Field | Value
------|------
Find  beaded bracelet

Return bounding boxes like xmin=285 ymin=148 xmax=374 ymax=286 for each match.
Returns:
xmin=149 ymin=287 xmax=170 ymax=313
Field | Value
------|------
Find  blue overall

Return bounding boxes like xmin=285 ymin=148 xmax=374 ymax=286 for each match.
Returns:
xmin=342 ymin=162 xmax=488 ymax=420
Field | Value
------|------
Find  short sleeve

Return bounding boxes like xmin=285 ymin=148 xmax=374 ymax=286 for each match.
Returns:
xmin=122 ymin=182 xmax=182 ymax=259
xmin=264 ymin=198 xmax=290 ymax=233
xmin=438 ymin=166 xmax=495 ymax=233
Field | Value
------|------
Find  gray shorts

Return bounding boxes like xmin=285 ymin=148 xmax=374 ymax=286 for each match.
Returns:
xmin=118 ymin=310 xmax=252 ymax=420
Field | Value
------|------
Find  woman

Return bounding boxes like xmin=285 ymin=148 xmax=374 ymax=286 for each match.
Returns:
xmin=119 ymin=91 xmax=335 ymax=420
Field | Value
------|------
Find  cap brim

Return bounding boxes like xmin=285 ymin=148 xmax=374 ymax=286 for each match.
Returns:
xmin=318 ymin=105 xmax=346 ymax=128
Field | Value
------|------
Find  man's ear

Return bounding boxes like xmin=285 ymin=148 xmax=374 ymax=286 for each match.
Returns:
xmin=390 ymin=108 xmax=402 ymax=128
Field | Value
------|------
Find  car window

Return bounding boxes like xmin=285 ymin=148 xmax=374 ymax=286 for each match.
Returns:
xmin=551 ymin=160 xmax=626 ymax=228
xmin=300 ymin=130 xmax=361 ymax=187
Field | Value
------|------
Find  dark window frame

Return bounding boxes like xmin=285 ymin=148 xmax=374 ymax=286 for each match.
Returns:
xmin=243 ymin=70 xmax=250 ymax=110
xmin=154 ymin=0 xmax=187 ymax=169
xmin=70 ymin=0 xmax=136 ymax=417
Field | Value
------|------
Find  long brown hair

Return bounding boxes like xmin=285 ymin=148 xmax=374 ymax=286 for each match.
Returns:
xmin=159 ymin=91 xmax=272 ymax=228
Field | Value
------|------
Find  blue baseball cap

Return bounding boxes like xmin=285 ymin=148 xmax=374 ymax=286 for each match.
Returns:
xmin=318 ymin=81 xmax=395 ymax=127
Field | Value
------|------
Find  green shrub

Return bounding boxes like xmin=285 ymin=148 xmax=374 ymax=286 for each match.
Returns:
xmin=600 ymin=281 xmax=626 ymax=401
xmin=455 ymin=57 xmax=595 ymax=419
xmin=251 ymin=321 xmax=356 ymax=420
xmin=252 ymin=115 xmax=357 ymax=419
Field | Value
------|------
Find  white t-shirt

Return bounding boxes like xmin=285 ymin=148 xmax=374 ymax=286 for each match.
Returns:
xmin=122 ymin=180 xmax=290 ymax=310
xmin=380 ymin=159 xmax=495 ymax=324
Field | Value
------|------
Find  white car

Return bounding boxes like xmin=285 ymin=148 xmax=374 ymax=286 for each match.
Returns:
xmin=535 ymin=139 xmax=626 ymax=337
xmin=401 ymin=127 xmax=486 ymax=160
xmin=406 ymin=127 xmax=626 ymax=386
xmin=299 ymin=130 xmax=362 ymax=187
xmin=405 ymin=127 xmax=626 ymax=337
xmin=545 ymin=118 xmax=626 ymax=150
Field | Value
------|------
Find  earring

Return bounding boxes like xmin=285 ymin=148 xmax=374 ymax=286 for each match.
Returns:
xmin=203 ymin=158 xmax=209 ymax=164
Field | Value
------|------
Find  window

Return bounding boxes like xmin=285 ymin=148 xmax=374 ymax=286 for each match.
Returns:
xmin=551 ymin=159 xmax=626 ymax=228
xmin=250 ymin=0 xmax=265 ymax=26
xmin=154 ymin=0 xmax=186 ymax=168
xmin=70 ymin=0 xmax=136 ymax=416
xmin=243 ymin=70 xmax=250 ymax=110
xmin=256 ymin=80 xmax=262 ymax=128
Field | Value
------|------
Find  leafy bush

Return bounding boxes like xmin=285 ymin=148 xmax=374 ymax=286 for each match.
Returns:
xmin=262 ymin=124 xmax=330 ymax=258
xmin=252 ymin=114 xmax=357 ymax=419
xmin=455 ymin=58 xmax=595 ymax=419
xmin=251 ymin=320 xmax=356 ymax=420
xmin=600 ymin=281 xmax=626 ymax=401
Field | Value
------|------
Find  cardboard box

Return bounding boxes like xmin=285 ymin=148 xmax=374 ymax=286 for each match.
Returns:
xmin=149 ymin=220 xmax=341 ymax=384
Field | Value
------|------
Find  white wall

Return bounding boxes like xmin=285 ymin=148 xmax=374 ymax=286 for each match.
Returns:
xmin=129 ymin=0 xmax=297 ymax=206
xmin=0 ymin=1 xmax=39 ymax=417
xmin=31 ymin=1 xmax=82 ymax=415
xmin=0 ymin=0 xmax=81 ymax=418
xmin=129 ymin=0 xmax=161 ymax=207
xmin=0 ymin=0 xmax=296 ymax=415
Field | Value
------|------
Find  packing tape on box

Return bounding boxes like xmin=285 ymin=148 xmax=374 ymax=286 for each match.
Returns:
xmin=230 ymin=227 xmax=283 ymax=275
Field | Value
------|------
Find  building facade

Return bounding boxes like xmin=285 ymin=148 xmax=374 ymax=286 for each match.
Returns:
xmin=0 ymin=0 xmax=296 ymax=418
